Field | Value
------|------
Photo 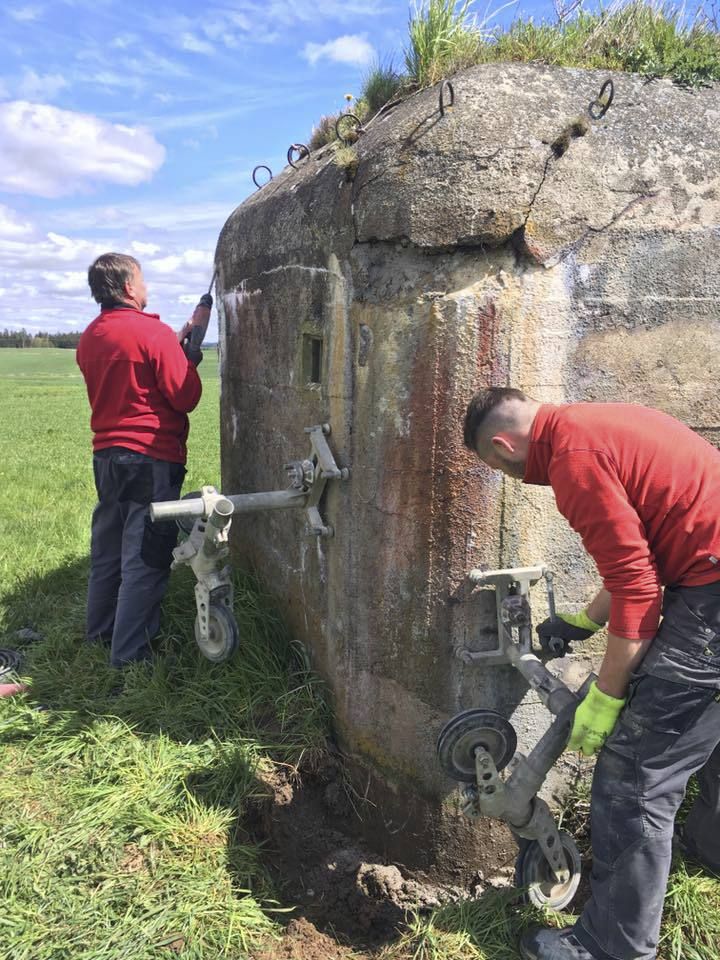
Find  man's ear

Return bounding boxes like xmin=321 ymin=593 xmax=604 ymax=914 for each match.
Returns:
xmin=491 ymin=434 xmax=514 ymax=455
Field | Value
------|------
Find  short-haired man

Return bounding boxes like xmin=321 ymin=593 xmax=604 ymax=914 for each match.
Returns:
xmin=464 ymin=387 xmax=720 ymax=960
xmin=77 ymin=253 xmax=208 ymax=668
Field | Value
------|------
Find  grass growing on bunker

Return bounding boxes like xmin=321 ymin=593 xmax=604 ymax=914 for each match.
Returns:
xmin=403 ymin=0 xmax=720 ymax=88
xmin=0 ymin=349 xmax=330 ymax=959
xmin=405 ymin=0 xmax=483 ymax=88
xmin=307 ymin=0 xmax=720 ymax=162
xmin=476 ymin=0 xmax=720 ymax=86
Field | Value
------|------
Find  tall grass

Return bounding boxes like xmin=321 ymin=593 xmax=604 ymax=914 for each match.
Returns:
xmin=484 ymin=1 xmax=720 ymax=86
xmin=361 ymin=59 xmax=405 ymax=114
xmin=405 ymin=0 xmax=481 ymax=88
xmin=402 ymin=0 xmax=720 ymax=89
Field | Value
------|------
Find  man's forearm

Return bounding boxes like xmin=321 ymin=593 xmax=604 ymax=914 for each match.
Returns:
xmin=586 ymin=587 xmax=611 ymax=626
xmin=597 ymin=631 xmax=653 ymax=699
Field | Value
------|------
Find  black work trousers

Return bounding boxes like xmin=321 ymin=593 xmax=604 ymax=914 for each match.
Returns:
xmin=574 ymin=582 xmax=720 ymax=960
xmin=86 ymin=447 xmax=185 ymax=667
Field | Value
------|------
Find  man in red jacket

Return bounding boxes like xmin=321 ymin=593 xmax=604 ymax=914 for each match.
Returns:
xmin=463 ymin=387 xmax=720 ymax=960
xmin=77 ymin=252 xmax=206 ymax=668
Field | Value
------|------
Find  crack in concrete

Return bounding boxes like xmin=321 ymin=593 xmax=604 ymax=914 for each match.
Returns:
xmin=350 ymin=144 xmax=536 ymax=247
xmin=583 ymin=192 xmax=659 ymax=235
xmin=540 ymin=190 xmax=660 ymax=268
xmin=521 ymin=153 xmax=556 ymax=229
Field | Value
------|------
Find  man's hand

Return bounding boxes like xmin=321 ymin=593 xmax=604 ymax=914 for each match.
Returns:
xmin=178 ymin=293 xmax=213 ymax=344
xmin=536 ymin=609 xmax=603 ymax=655
xmin=178 ymin=320 xmax=193 ymax=343
xmin=567 ymin=681 xmax=626 ymax=756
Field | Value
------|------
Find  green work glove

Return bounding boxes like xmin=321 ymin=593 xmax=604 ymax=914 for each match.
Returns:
xmin=536 ymin=609 xmax=603 ymax=655
xmin=567 ymin=681 xmax=626 ymax=756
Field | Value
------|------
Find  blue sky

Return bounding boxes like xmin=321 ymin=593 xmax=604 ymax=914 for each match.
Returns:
xmin=0 ymin=0 xmax=578 ymax=338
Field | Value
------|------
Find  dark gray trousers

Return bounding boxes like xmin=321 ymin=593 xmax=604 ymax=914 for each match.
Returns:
xmin=574 ymin=582 xmax=720 ymax=960
xmin=86 ymin=447 xmax=185 ymax=667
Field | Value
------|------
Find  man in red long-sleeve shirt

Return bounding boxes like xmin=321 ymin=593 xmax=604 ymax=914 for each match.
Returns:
xmin=77 ymin=252 xmax=206 ymax=668
xmin=463 ymin=387 xmax=720 ymax=960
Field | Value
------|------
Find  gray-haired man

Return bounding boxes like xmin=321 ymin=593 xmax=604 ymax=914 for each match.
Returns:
xmin=77 ymin=252 xmax=207 ymax=667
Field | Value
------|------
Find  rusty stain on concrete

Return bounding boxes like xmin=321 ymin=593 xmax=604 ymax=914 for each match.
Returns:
xmin=214 ymin=62 xmax=720 ymax=883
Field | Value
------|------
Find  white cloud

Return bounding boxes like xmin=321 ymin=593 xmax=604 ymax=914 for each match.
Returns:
xmin=88 ymin=71 xmax=146 ymax=95
xmin=39 ymin=270 xmax=87 ymax=293
xmin=75 ymin=45 xmax=188 ymax=81
xmin=7 ymin=5 xmax=42 ymax=21
xmin=0 ymin=101 xmax=166 ymax=197
xmin=0 ymin=204 xmax=34 ymax=238
xmin=0 ymin=205 xmax=218 ymax=336
xmin=149 ymin=249 xmax=212 ymax=274
xmin=17 ymin=69 xmax=68 ymax=100
xmin=228 ymin=0 xmax=388 ymax=27
xmin=180 ymin=33 xmax=215 ymax=55
xmin=131 ymin=240 xmax=162 ymax=256
xmin=303 ymin=34 xmax=375 ymax=66
xmin=111 ymin=33 xmax=139 ymax=50
xmin=47 ymin=199 xmax=234 ymax=234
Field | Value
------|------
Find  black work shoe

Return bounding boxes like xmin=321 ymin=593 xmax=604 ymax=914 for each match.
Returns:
xmin=519 ymin=926 xmax=596 ymax=960
xmin=674 ymin=824 xmax=720 ymax=878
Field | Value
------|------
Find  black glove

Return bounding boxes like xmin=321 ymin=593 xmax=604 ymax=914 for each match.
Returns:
xmin=198 ymin=293 xmax=213 ymax=310
xmin=184 ymin=343 xmax=203 ymax=366
xmin=536 ymin=615 xmax=597 ymax=656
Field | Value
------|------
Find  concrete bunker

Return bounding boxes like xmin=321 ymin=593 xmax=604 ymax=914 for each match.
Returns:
xmin=213 ymin=62 xmax=720 ymax=885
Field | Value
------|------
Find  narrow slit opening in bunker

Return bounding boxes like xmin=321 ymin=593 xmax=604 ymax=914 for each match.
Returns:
xmin=303 ymin=334 xmax=323 ymax=385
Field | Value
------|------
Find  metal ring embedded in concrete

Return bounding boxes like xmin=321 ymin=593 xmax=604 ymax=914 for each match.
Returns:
xmin=287 ymin=143 xmax=310 ymax=169
xmin=439 ymin=79 xmax=455 ymax=116
xmin=252 ymin=165 xmax=273 ymax=189
xmin=335 ymin=113 xmax=364 ymax=144
xmin=588 ymin=78 xmax=614 ymax=120
xmin=0 ymin=648 xmax=23 ymax=680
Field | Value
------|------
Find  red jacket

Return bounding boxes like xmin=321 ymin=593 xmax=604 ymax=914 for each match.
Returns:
xmin=524 ymin=404 xmax=720 ymax=640
xmin=77 ymin=306 xmax=202 ymax=464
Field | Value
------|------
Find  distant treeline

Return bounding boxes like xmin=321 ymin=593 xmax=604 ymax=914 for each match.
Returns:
xmin=0 ymin=329 xmax=81 ymax=348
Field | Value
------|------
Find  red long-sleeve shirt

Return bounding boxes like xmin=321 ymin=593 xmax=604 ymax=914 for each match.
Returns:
xmin=77 ymin=306 xmax=202 ymax=464
xmin=524 ymin=404 xmax=720 ymax=640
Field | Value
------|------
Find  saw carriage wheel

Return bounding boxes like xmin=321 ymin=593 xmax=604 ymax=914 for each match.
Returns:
xmin=195 ymin=603 xmax=239 ymax=663
xmin=516 ymin=830 xmax=582 ymax=911
xmin=436 ymin=708 xmax=517 ymax=782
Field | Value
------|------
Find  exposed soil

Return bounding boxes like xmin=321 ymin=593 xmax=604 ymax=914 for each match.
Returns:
xmin=251 ymin=917 xmax=370 ymax=960
xmin=243 ymin=749 xmax=586 ymax=960
xmin=244 ymin=750 xmax=463 ymax=957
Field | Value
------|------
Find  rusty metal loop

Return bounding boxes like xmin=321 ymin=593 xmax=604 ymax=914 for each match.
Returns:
xmin=439 ymin=79 xmax=455 ymax=117
xmin=287 ymin=143 xmax=310 ymax=169
xmin=335 ymin=112 xmax=364 ymax=144
xmin=588 ymin=78 xmax=614 ymax=120
xmin=252 ymin=165 xmax=273 ymax=190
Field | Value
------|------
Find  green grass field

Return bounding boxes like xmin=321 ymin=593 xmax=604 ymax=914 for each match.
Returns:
xmin=0 ymin=349 xmax=329 ymax=960
xmin=1 ymin=349 xmax=718 ymax=960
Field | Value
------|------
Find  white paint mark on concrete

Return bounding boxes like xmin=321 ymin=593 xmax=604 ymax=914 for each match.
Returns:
xmin=259 ymin=264 xmax=345 ymax=283
xmin=316 ymin=535 xmax=327 ymax=585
